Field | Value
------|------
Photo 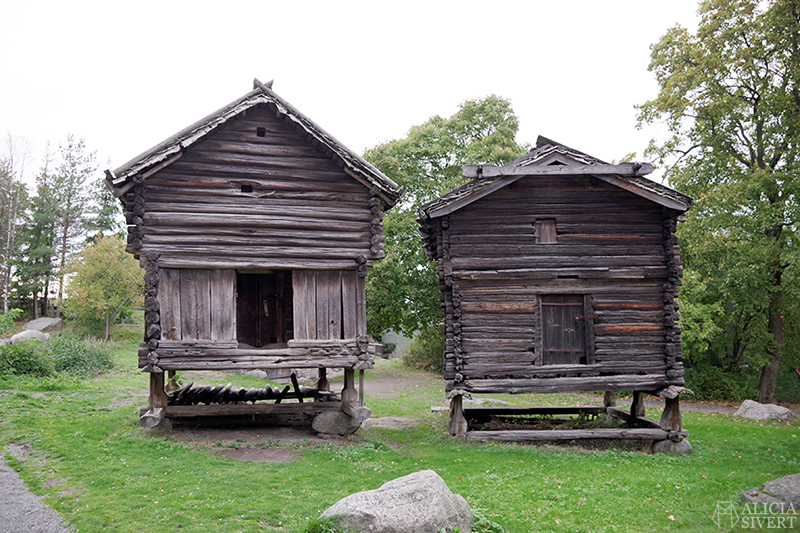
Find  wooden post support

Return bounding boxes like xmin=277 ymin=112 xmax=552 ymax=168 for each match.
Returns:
xmin=603 ymin=391 xmax=616 ymax=407
xmin=448 ymin=393 xmax=468 ymax=437
xmin=149 ymin=373 xmax=168 ymax=410
xmin=660 ymin=397 xmax=683 ymax=432
xmin=631 ymin=391 xmax=646 ymax=418
xmin=359 ymin=369 xmax=365 ymax=407
xmin=342 ymin=368 xmax=357 ymax=405
xmin=316 ymin=368 xmax=330 ymax=392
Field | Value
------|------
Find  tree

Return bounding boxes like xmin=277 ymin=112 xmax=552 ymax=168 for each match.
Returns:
xmin=64 ymin=235 xmax=142 ymax=341
xmin=0 ymin=137 xmax=30 ymax=313
xmin=363 ymin=95 xmax=528 ymax=338
xmin=84 ymin=174 xmax=125 ymax=242
xmin=637 ymin=0 xmax=800 ymax=402
xmin=14 ymin=152 xmax=58 ymax=318
xmin=52 ymin=135 xmax=97 ymax=318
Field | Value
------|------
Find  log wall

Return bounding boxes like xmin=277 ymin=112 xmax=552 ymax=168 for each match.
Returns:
xmin=122 ymin=104 xmax=386 ymax=270
xmin=437 ymin=175 xmax=685 ymax=393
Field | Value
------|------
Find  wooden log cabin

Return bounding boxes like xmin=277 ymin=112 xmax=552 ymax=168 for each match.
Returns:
xmin=105 ymin=79 xmax=402 ymax=429
xmin=418 ymin=136 xmax=694 ymax=447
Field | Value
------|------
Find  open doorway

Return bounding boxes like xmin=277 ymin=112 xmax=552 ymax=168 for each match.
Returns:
xmin=236 ymin=271 xmax=293 ymax=347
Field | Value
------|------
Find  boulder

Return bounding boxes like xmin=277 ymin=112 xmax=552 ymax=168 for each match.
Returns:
xmin=10 ymin=330 xmax=50 ymax=344
xmin=734 ymin=399 xmax=796 ymax=421
xmin=319 ymin=470 xmax=472 ymax=533
xmin=742 ymin=473 xmax=800 ymax=509
xmin=312 ymin=411 xmax=363 ymax=436
xmin=22 ymin=317 xmax=62 ymax=332
xmin=652 ymin=438 xmax=692 ymax=454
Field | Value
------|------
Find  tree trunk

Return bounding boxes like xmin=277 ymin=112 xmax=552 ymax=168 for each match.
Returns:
xmin=758 ymin=267 xmax=783 ymax=404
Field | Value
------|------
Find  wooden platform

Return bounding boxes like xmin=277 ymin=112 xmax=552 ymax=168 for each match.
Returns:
xmin=466 ymin=428 xmax=689 ymax=443
xmin=163 ymin=401 xmax=342 ymax=417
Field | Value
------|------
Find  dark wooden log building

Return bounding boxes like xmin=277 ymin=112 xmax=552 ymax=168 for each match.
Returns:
xmin=105 ymin=80 xmax=402 ymax=428
xmin=419 ymin=137 xmax=694 ymax=445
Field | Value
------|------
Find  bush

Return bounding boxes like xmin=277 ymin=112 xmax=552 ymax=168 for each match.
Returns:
xmin=684 ymin=365 xmax=757 ymax=402
xmin=0 ymin=336 xmax=113 ymax=378
xmin=0 ymin=340 xmax=55 ymax=377
xmin=403 ymin=324 xmax=444 ymax=374
xmin=51 ymin=337 xmax=113 ymax=375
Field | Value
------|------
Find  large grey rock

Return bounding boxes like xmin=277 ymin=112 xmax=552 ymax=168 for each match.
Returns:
xmin=312 ymin=411 xmax=363 ymax=436
xmin=320 ymin=470 xmax=472 ymax=533
xmin=742 ymin=473 xmax=800 ymax=509
xmin=734 ymin=399 xmax=796 ymax=421
xmin=22 ymin=317 xmax=62 ymax=332
xmin=10 ymin=330 xmax=50 ymax=344
xmin=652 ymin=438 xmax=692 ymax=454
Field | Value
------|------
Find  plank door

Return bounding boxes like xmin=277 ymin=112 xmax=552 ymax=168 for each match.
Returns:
xmin=541 ymin=294 xmax=585 ymax=365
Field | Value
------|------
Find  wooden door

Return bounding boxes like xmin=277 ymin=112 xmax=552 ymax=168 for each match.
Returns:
xmin=541 ymin=294 xmax=585 ymax=365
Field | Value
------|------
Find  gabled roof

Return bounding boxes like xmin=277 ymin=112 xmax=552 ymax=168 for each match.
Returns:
xmin=419 ymin=136 xmax=692 ymax=220
xmin=105 ymin=79 xmax=403 ymax=207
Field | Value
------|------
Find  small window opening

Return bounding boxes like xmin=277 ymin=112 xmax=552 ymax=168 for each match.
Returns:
xmin=534 ymin=219 xmax=557 ymax=244
xmin=256 ymin=127 xmax=266 ymax=137
xmin=241 ymin=184 xmax=253 ymax=193
xmin=547 ymin=160 xmax=567 ymax=166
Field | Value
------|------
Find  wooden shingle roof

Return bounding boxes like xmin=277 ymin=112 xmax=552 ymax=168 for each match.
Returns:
xmin=105 ymin=79 xmax=403 ymax=207
xmin=419 ymin=136 xmax=692 ymax=220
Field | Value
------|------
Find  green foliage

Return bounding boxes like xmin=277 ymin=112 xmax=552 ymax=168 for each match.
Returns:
xmin=0 ymin=336 xmax=112 ymax=378
xmin=684 ymin=364 xmax=758 ymax=402
xmin=0 ymin=340 xmax=55 ymax=376
xmin=13 ymin=154 xmax=58 ymax=316
xmin=64 ymin=235 xmax=143 ymax=340
xmin=50 ymin=336 xmax=113 ymax=375
xmin=364 ymin=96 xmax=528 ymax=337
xmin=472 ymin=509 xmax=506 ymax=533
xmin=638 ymin=0 xmax=800 ymax=402
xmin=403 ymin=323 xmax=445 ymax=374
xmin=0 ymin=308 xmax=22 ymax=336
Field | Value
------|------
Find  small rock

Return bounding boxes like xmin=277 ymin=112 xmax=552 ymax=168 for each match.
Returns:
xmin=244 ymin=370 xmax=268 ymax=379
xmin=312 ymin=411 xmax=362 ymax=436
xmin=652 ymin=439 xmax=692 ymax=454
xmin=742 ymin=473 xmax=800 ymax=509
xmin=10 ymin=330 xmax=50 ymax=344
xmin=734 ymin=399 xmax=795 ymax=421
xmin=320 ymin=470 xmax=472 ymax=533
xmin=22 ymin=317 xmax=62 ymax=332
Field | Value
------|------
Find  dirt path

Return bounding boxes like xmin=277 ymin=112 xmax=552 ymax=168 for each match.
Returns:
xmin=0 ymin=444 xmax=72 ymax=533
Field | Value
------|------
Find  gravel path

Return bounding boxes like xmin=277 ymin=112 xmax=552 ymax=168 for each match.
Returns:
xmin=0 ymin=455 xmax=72 ymax=533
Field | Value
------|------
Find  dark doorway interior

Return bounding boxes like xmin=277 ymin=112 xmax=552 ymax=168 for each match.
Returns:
xmin=236 ymin=272 xmax=293 ymax=347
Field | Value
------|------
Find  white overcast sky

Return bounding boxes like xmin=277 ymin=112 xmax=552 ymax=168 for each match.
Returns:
xmin=1 ymin=1 xmax=699 ymax=182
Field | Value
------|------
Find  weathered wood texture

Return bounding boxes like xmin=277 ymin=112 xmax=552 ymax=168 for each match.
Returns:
xmin=122 ymin=105 xmax=386 ymax=269
xmin=465 ymin=428 xmax=689 ymax=443
xmin=165 ymin=402 xmax=342 ymax=417
xmin=425 ymin=174 xmax=686 ymax=394
xmin=158 ymin=268 xmax=236 ymax=342
xmin=292 ymin=270 xmax=366 ymax=340
xmin=139 ymin=338 xmax=376 ymax=371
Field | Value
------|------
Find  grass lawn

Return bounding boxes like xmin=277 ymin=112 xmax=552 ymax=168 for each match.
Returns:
xmin=1 ymin=327 xmax=799 ymax=533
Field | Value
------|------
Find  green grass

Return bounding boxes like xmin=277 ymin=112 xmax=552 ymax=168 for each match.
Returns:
xmin=1 ymin=326 xmax=799 ymax=532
